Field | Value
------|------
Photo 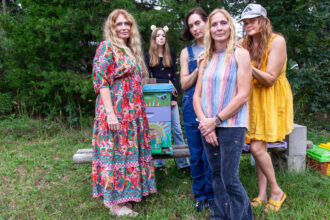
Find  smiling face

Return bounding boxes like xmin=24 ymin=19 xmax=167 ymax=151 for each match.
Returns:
xmin=155 ymin=29 xmax=166 ymax=46
xmin=210 ymin=12 xmax=230 ymax=43
xmin=188 ymin=13 xmax=206 ymax=40
xmin=115 ymin=13 xmax=131 ymax=40
xmin=242 ymin=17 xmax=261 ymax=36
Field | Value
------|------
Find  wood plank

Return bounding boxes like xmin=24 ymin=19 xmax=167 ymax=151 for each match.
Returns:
xmin=73 ymin=145 xmax=287 ymax=164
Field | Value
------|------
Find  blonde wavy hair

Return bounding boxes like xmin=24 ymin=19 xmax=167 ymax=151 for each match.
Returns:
xmin=204 ymin=9 xmax=236 ymax=64
xmin=148 ymin=28 xmax=171 ymax=68
xmin=103 ymin=9 xmax=148 ymax=78
xmin=242 ymin=16 xmax=273 ymax=69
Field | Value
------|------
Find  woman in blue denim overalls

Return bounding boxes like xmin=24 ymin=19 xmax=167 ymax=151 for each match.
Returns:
xmin=179 ymin=8 xmax=214 ymax=213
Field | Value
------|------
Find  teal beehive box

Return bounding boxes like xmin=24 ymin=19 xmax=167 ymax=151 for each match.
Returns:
xmin=143 ymin=84 xmax=173 ymax=155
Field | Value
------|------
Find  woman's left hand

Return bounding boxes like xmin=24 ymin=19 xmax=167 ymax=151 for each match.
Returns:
xmin=172 ymin=86 xmax=178 ymax=97
xmin=198 ymin=117 xmax=216 ymax=136
xmin=171 ymin=101 xmax=177 ymax=107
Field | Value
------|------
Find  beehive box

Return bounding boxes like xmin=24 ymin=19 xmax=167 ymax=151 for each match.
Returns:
xmin=306 ymin=145 xmax=330 ymax=176
xmin=143 ymin=84 xmax=173 ymax=155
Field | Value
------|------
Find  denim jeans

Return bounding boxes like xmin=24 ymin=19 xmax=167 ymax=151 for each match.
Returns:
xmin=154 ymin=104 xmax=190 ymax=169
xmin=184 ymin=123 xmax=214 ymax=202
xmin=202 ymin=127 xmax=253 ymax=220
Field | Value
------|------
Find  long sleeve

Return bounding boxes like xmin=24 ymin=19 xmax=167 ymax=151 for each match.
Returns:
xmin=171 ymin=51 xmax=180 ymax=95
xmin=144 ymin=52 xmax=153 ymax=78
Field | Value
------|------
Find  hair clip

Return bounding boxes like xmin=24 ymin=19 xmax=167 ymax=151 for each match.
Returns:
xmin=163 ymin=25 xmax=169 ymax=32
xmin=150 ymin=25 xmax=157 ymax=32
xmin=150 ymin=25 xmax=169 ymax=33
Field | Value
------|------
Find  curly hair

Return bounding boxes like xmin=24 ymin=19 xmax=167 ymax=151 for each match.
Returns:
xmin=148 ymin=28 xmax=171 ymax=68
xmin=204 ymin=9 xmax=236 ymax=65
xmin=242 ymin=16 xmax=273 ymax=69
xmin=103 ymin=9 xmax=148 ymax=78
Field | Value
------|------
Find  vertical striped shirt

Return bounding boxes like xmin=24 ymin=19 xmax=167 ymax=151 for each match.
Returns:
xmin=201 ymin=49 xmax=248 ymax=128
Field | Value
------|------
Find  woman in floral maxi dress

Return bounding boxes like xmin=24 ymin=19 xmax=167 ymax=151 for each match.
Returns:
xmin=91 ymin=9 xmax=157 ymax=217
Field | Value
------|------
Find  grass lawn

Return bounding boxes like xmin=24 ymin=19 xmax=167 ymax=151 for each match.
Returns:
xmin=0 ymin=117 xmax=329 ymax=219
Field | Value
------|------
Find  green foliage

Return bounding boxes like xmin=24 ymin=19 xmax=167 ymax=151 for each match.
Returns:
xmin=287 ymin=68 xmax=329 ymax=114
xmin=0 ymin=92 xmax=13 ymax=114
xmin=0 ymin=0 xmax=329 ymax=127
xmin=287 ymin=67 xmax=329 ymax=130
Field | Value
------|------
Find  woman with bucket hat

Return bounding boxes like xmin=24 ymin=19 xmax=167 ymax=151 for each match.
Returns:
xmin=239 ymin=3 xmax=294 ymax=212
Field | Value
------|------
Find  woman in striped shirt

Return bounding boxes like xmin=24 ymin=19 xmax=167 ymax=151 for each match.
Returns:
xmin=193 ymin=9 xmax=253 ymax=220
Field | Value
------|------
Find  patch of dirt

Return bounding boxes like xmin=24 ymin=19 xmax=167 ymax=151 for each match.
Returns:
xmin=17 ymin=165 xmax=26 ymax=177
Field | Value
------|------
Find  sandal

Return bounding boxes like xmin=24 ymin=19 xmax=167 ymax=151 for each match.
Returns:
xmin=123 ymin=202 xmax=132 ymax=209
xmin=265 ymin=192 xmax=286 ymax=212
xmin=109 ymin=204 xmax=138 ymax=217
xmin=251 ymin=197 xmax=266 ymax=208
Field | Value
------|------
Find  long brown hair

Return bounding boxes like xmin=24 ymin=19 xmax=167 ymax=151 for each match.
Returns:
xmin=181 ymin=8 xmax=208 ymax=41
xmin=103 ymin=9 xmax=148 ymax=77
xmin=242 ymin=16 xmax=273 ymax=69
xmin=148 ymin=28 xmax=171 ymax=67
xmin=204 ymin=9 xmax=236 ymax=64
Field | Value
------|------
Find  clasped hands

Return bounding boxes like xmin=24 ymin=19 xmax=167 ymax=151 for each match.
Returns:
xmin=198 ymin=117 xmax=218 ymax=147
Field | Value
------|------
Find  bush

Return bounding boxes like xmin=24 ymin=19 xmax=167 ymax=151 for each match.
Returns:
xmin=287 ymin=66 xmax=329 ymax=129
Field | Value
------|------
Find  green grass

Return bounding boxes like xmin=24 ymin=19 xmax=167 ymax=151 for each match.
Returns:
xmin=0 ymin=117 xmax=329 ymax=219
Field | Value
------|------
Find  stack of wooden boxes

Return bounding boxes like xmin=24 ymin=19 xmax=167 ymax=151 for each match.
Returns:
xmin=143 ymin=84 xmax=173 ymax=155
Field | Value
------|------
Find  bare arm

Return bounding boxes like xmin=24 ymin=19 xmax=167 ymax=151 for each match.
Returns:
xmin=180 ymin=48 xmax=199 ymax=91
xmin=198 ymin=48 xmax=252 ymax=136
xmin=192 ymin=62 xmax=206 ymax=122
xmin=252 ymin=35 xmax=287 ymax=86
xmin=192 ymin=62 xmax=219 ymax=146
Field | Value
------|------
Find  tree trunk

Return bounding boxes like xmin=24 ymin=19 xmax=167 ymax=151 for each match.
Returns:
xmin=2 ymin=0 xmax=6 ymax=14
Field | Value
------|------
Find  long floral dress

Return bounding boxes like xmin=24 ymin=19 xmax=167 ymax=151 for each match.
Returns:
xmin=92 ymin=41 xmax=157 ymax=207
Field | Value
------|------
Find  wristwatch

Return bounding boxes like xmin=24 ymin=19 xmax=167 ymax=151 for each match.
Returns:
xmin=215 ymin=114 xmax=223 ymax=126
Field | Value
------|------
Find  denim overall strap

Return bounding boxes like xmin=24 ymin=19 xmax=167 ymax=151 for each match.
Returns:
xmin=187 ymin=46 xmax=194 ymax=61
xmin=182 ymin=46 xmax=198 ymax=125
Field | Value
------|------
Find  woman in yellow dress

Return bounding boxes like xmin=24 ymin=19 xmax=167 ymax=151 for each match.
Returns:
xmin=239 ymin=3 xmax=294 ymax=212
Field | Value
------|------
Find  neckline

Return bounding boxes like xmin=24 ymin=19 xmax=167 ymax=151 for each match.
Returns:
xmin=192 ymin=43 xmax=204 ymax=48
xmin=216 ymin=49 xmax=226 ymax=53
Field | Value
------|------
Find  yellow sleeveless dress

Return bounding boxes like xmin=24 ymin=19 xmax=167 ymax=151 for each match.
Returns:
xmin=246 ymin=35 xmax=294 ymax=143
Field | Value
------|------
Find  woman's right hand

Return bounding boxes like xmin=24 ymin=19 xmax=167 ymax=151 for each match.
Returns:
xmin=197 ymin=51 xmax=205 ymax=69
xmin=106 ymin=113 xmax=121 ymax=132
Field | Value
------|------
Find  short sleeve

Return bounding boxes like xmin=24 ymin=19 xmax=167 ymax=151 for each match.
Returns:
xmin=92 ymin=41 xmax=115 ymax=94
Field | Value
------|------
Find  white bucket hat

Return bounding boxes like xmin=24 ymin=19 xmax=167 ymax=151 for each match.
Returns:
xmin=240 ymin=4 xmax=267 ymax=22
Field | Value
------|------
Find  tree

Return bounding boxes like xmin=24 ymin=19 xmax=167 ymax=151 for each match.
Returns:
xmin=0 ymin=0 xmax=328 ymax=121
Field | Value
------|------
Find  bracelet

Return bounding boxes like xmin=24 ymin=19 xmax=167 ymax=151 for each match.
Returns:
xmin=215 ymin=114 xmax=223 ymax=125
